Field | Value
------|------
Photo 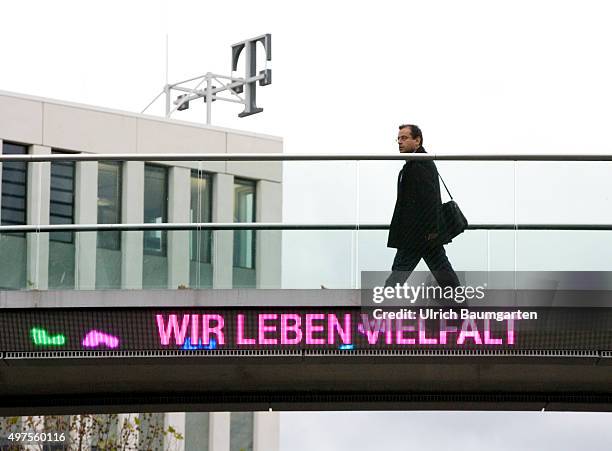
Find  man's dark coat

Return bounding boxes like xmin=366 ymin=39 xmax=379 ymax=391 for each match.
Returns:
xmin=387 ymin=146 xmax=442 ymax=249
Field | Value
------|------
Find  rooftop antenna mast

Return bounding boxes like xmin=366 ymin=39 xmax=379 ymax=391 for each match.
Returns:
xmin=143 ymin=34 xmax=272 ymax=125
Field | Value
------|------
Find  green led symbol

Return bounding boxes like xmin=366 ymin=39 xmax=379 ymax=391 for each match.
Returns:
xmin=30 ymin=327 xmax=66 ymax=346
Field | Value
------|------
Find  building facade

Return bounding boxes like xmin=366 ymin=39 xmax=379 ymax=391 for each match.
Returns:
xmin=0 ymin=90 xmax=282 ymax=451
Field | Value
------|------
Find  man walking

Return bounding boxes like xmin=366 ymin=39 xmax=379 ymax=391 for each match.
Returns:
xmin=385 ymin=124 xmax=460 ymax=288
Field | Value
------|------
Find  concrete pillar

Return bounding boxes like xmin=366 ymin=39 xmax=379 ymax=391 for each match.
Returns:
xmin=254 ymin=411 xmax=280 ymax=451
xmin=121 ymin=162 xmax=144 ymax=289
xmin=75 ymin=161 xmax=98 ymax=289
xmin=168 ymin=167 xmax=190 ymax=289
xmin=256 ymin=181 xmax=282 ymax=288
xmin=212 ymin=173 xmax=234 ymax=289
xmin=164 ymin=412 xmax=186 ymax=451
xmin=27 ymin=145 xmax=51 ymax=290
xmin=209 ymin=412 xmax=230 ymax=451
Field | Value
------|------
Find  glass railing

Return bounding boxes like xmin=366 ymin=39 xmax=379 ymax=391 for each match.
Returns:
xmin=3 ymin=228 xmax=612 ymax=290
xmin=0 ymin=156 xmax=610 ymax=291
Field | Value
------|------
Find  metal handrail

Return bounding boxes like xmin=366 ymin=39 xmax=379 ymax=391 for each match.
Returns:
xmin=1 ymin=153 xmax=610 ymax=233
xmin=1 ymin=153 xmax=612 ymax=162
xmin=0 ymin=223 xmax=611 ymax=233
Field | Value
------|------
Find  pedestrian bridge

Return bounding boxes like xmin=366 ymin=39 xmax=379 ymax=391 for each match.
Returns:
xmin=1 ymin=152 xmax=612 ymax=415
xmin=2 ymin=289 xmax=612 ymax=415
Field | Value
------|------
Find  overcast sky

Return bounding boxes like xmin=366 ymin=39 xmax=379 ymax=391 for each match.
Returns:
xmin=2 ymin=0 xmax=612 ymax=449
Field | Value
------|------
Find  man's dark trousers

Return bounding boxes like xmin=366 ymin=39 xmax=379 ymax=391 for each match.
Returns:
xmin=384 ymin=243 xmax=460 ymax=288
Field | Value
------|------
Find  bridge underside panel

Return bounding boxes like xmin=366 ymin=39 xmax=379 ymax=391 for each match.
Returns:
xmin=2 ymin=356 xmax=612 ymax=415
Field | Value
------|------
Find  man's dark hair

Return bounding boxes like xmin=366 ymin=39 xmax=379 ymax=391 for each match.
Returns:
xmin=399 ymin=124 xmax=423 ymax=146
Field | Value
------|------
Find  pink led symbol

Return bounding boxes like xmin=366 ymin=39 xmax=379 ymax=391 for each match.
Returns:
xmin=82 ymin=330 xmax=120 ymax=349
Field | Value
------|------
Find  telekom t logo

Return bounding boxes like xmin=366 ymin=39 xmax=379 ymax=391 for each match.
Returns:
xmin=231 ymin=34 xmax=272 ymax=117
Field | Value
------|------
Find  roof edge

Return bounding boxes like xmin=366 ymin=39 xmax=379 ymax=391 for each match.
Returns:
xmin=0 ymin=89 xmax=283 ymax=142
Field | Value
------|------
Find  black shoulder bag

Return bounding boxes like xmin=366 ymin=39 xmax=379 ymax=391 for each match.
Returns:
xmin=436 ymin=169 xmax=468 ymax=244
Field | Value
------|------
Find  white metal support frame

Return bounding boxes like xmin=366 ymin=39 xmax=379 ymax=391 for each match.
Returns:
xmin=143 ymin=34 xmax=272 ymax=125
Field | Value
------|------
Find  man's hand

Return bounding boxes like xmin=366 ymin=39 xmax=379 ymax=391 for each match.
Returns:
xmin=426 ymin=232 xmax=438 ymax=241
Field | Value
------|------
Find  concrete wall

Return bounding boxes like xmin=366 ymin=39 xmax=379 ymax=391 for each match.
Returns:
xmin=0 ymin=90 xmax=281 ymax=180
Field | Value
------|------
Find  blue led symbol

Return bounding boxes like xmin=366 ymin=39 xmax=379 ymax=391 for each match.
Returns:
xmin=182 ymin=337 xmax=217 ymax=350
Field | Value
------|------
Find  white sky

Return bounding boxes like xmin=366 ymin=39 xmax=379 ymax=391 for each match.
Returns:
xmin=2 ymin=0 xmax=612 ymax=449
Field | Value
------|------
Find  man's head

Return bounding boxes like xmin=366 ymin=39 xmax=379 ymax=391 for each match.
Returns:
xmin=397 ymin=124 xmax=423 ymax=153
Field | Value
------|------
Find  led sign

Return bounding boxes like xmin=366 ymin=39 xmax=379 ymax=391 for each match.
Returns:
xmin=0 ymin=307 xmax=609 ymax=353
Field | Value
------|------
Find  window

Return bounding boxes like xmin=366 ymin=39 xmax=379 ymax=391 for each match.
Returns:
xmin=190 ymin=170 xmax=212 ymax=263
xmin=1 ymin=142 xmax=28 ymax=227
xmin=50 ymin=152 xmax=75 ymax=243
xmin=97 ymin=161 xmax=122 ymax=250
xmin=0 ymin=142 xmax=28 ymax=289
xmin=143 ymin=164 xmax=168 ymax=255
xmin=233 ymin=179 xmax=256 ymax=269
xmin=48 ymin=151 xmax=76 ymax=289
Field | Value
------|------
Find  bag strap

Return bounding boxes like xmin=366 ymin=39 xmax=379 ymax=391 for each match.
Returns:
xmin=433 ymin=164 xmax=454 ymax=200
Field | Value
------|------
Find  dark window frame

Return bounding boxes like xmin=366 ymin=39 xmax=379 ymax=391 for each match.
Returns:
xmin=49 ymin=149 xmax=77 ymax=244
xmin=190 ymin=169 xmax=214 ymax=264
xmin=1 ymin=142 xmax=28 ymax=230
xmin=97 ymin=161 xmax=123 ymax=251
xmin=143 ymin=163 xmax=169 ymax=256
